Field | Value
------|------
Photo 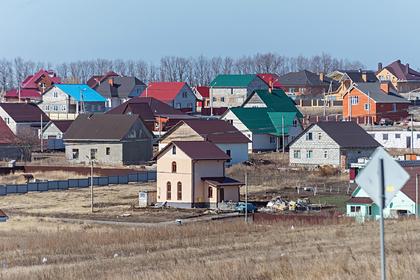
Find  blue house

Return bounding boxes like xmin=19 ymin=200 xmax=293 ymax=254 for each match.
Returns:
xmin=41 ymin=84 xmax=107 ymax=114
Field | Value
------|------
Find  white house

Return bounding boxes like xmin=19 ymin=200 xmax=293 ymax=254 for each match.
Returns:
xmin=0 ymin=103 xmax=49 ymax=136
xmin=41 ymin=120 xmax=73 ymax=150
xmin=158 ymin=119 xmax=250 ymax=166
xmin=364 ymin=126 xmax=420 ymax=150
xmin=289 ymin=122 xmax=380 ymax=169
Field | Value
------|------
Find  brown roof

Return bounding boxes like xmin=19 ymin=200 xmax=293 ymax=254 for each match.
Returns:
xmin=161 ymin=119 xmax=250 ymax=144
xmin=202 ymin=177 xmax=244 ymax=187
xmin=0 ymin=118 xmax=16 ymax=145
xmin=0 ymin=209 xmax=8 ymax=217
xmin=0 ymin=103 xmax=49 ymax=123
xmin=156 ymin=141 xmax=230 ymax=161
xmin=51 ymin=120 xmax=73 ymax=133
xmin=384 ymin=60 xmax=420 ymax=81
xmin=64 ymin=114 xmax=147 ymax=141
xmin=348 ymin=197 xmax=373 ymax=204
xmin=398 ymin=165 xmax=420 ymax=202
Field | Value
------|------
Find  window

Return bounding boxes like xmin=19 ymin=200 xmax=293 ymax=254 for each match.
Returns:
xmin=350 ymin=96 xmax=359 ymax=105
xmin=324 ymin=150 xmax=328 ymax=159
xmin=293 ymin=119 xmax=298 ymax=127
xmin=45 ymin=105 xmax=50 ymax=111
xmin=395 ymin=134 xmax=401 ymax=139
xmin=90 ymin=148 xmax=97 ymax=160
xmin=368 ymin=206 xmax=372 ymax=216
xmin=269 ymin=136 xmax=276 ymax=143
xmin=306 ymin=132 xmax=313 ymax=140
xmin=221 ymin=97 xmax=225 ymax=102
xmin=177 ymin=182 xmax=182 ymax=200
xmin=53 ymin=91 xmax=58 ymax=98
xmin=383 ymin=134 xmax=388 ymax=140
xmin=306 ymin=150 xmax=313 ymax=159
xmin=226 ymin=150 xmax=231 ymax=163
xmin=175 ymin=103 xmax=181 ymax=109
xmin=106 ymin=147 xmax=110 ymax=155
xmin=364 ymin=103 xmax=370 ymax=111
xmin=212 ymin=97 xmax=216 ymax=102
xmin=350 ymin=206 xmax=361 ymax=213
xmin=318 ymin=133 xmax=322 ymax=140
xmin=417 ymin=134 xmax=420 ymax=139
xmin=392 ymin=103 xmax=397 ymax=112
xmin=171 ymin=161 xmax=177 ymax=173
xmin=61 ymin=105 xmax=66 ymax=111
xmin=53 ymin=105 xmax=58 ymax=111
xmin=166 ymin=182 xmax=171 ymax=200
xmin=182 ymin=92 xmax=188 ymax=98
xmin=172 ymin=146 xmax=176 ymax=155
xmin=293 ymin=150 xmax=301 ymax=159
xmin=300 ymin=88 xmax=305 ymax=93
xmin=289 ymin=88 xmax=295 ymax=93
xmin=72 ymin=149 xmax=79 ymax=159
xmin=208 ymin=186 xmax=213 ymax=198
xmin=4 ymin=117 xmax=9 ymax=124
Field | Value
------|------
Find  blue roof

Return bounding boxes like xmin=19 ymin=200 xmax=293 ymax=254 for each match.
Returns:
xmin=55 ymin=84 xmax=106 ymax=102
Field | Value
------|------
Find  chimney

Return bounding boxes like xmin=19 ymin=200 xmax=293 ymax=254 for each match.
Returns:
xmin=380 ymin=81 xmax=390 ymax=94
xmin=361 ymin=72 xmax=367 ymax=82
xmin=319 ymin=72 xmax=324 ymax=82
xmin=268 ymin=80 xmax=273 ymax=93
xmin=108 ymin=78 xmax=113 ymax=87
xmin=378 ymin=62 xmax=383 ymax=72
xmin=406 ymin=63 xmax=410 ymax=75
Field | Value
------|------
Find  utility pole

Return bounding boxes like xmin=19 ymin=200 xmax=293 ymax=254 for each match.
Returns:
xmin=281 ymin=115 xmax=285 ymax=153
xmin=90 ymin=159 xmax=94 ymax=213
xmin=210 ymin=82 xmax=216 ymax=117
xmin=416 ymin=174 xmax=419 ymax=219
xmin=379 ymin=159 xmax=386 ymax=280
xmin=245 ymin=172 xmax=248 ymax=223
xmin=367 ymin=90 xmax=371 ymax=126
xmin=40 ymin=114 xmax=43 ymax=153
xmin=411 ymin=113 xmax=414 ymax=153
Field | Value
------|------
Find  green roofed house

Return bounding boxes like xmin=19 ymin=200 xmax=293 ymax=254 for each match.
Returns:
xmin=209 ymin=74 xmax=268 ymax=108
xmin=221 ymin=89 xmax=303 ymax=152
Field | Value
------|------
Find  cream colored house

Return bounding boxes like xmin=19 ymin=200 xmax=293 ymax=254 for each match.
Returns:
xmin=155 ymin=141 xmax=244 ymax=208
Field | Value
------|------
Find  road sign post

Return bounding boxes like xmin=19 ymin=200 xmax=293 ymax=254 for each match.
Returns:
xmin=355 ymin=147 xmax=410 ymax=280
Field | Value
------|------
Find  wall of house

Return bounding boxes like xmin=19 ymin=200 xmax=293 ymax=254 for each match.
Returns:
xmin=193 ymin=159 xmax=225 ymax=206
xmin=252 ymin=134 xmax=277 ymax=152
xmin=65 ymin=142 xmax=123 ymax=165
xmin=289 ymin=125 xmax=341 ymax=167
xmin=158 ymin=124 xmax=204 ymax=150
xmin=342 ymin=148 xmax=376 ymax=169
xmin=41 ymin=87 xmax=70 ymax=113
xmin=42 ymin=124 xmax=63 ymax=139
xmin=0 ymin=108 xmax=17 ymax=134
xmin=242 ymin=94 xmax=267 ymax=108
xmin=221 ymin=110 xmax=253 ymax=152
xmin=367 ymin=130 xmax=420 ymax=149
xmin=172 ymin=84 xmax=196 ymax=111
xmin=215 ymin=143 xmax=248 ymax=165
xmin=211 ymin=88 xmax=248 ymax=108
xmin=0 ymin=145 xmax=27 ymax=161
xmin=122 ymin=140 xmax=153 ymax=164
xmin=283 ymin=85 xmax=326 ymax=97
xmin=397 ymin=81 xmax=420 ymax=94
xmin=377 ymin=68 xmax=398 ymax=88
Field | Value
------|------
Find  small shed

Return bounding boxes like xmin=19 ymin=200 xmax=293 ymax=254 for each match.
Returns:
xmin=139 ymin=190 xmax=157 ymax=207
xmin=0 ymin=209 xmax=9 ymax=222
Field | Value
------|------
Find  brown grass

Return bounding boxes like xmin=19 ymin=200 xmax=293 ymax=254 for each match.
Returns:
xmin=0 ymin=217 xmax=419 ymax=280
xmin=0 ymin=171 xmax=88 ymax=184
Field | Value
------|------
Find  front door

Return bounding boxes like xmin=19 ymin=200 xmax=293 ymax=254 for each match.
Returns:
xmin=219 ymin=188 xmax=224 ymax=202
xmin=406 ymin=136 xmax=412 ymax=149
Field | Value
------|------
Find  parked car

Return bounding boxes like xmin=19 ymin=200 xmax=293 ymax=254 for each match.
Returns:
xmin=235 ymin=202 xmax=257 ymax=213
xmin=379 ymin=118 xmax=393 ymax=126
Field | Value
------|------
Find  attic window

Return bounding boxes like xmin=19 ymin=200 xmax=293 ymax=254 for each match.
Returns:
xmin=172 ymin=146 xmax=176 ymax=155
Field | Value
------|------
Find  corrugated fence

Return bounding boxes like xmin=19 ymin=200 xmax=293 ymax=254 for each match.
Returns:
xmin=0 ymin=171 xmax=156 ymax=196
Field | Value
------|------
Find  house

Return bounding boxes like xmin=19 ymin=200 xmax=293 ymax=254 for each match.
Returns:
xmin=106 ymin=96 xmax=195 ymax=132
xmin=140 ymin=82 xmax=196 ymax=112
xmin=91 ymin=76 xmax=146 ymax=108
xmin=63 ymin=114 xmax=153 ymax=165
xmin=327 ymin=69 xmax=378 ymax=100
xmin=155 ymin=141 xmax=244 ymax=208
xmin=158 ymin=119 xmax=250 ymax=165
xmin=377 ymin=60 xmax=420 ymax=94
xmin=87 ymin=71 xmax=119 ymax=88
xmin=279 ymin=70 xmax=335 ymax=98
xmin=4 ymin=69 xmax=61 ymax=102
xmin=0 ymin=103 xmax=49 ymax=136
xmin=222 ymin=89 xmax=303 ymax=152
xmin=40 ymin=84 xmax=106 ymax=115
xmin=209 ymin=74 xmax=268 ymax=108
xmin=257 ymin=73 xmax=283 ymax=90
xmin=363 ymin=126 xmax=420 ymax=150
xmin=41 ymin=120 xmax=73 ymax=150
xmin=343 ymin=82 xmax=410 ymax=124
xmin=0 ymin=118 xmax=28 ymax=161
xmin=193 ymin=86 xmax=210 ymax=112
xmin=289 ymin=121 xmax=380 ymax=169
xmin=347 ymin=161 xmax=419 ymax=219
xmin=0 ymin=209 xmax=8 ymax=222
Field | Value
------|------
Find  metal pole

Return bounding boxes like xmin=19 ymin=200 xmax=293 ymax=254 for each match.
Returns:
xmin=411 ymin=114 xmax=414 ymax=153
xmin=368 ymin=90 xmax=371 ymax=126
xmin=245 ymin=172 xmax=248 ymax=223
xmin=416 ymin=174 xmax=419 ymax=219
xmin=210 ymin=86 xmax=214 ymax=117
xmin=40 ymin=114 xmax=43 ymax=153
xmin=282 ymin=115 xmax=285 ymax=153
xmin=91 ymin=160 xmax=94 ymax=213
xmin=379 ymin=158 xmax=386 ymax=280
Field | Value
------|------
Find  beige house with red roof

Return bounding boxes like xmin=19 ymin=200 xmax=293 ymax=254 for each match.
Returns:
xmin=156 ymin=141 xmax=244 ymax=208
xmin=142 ymin=82 xmax=196 ymax=112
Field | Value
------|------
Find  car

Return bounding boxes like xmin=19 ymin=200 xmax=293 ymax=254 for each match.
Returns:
xmin=235 ymin=202 xmax=257 ymax=213
xmin=379 ymin=118 xmax=393 ymax=126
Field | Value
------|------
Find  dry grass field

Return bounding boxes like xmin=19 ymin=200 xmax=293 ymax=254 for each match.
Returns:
xmin=0 ymin=171 xmax=87 ymax=184
xmin=0 ymin=217 xmax=419 ymax=280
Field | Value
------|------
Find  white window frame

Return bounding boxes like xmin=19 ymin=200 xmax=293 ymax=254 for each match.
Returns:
xmin=293 ymin=150 xmax=301 ymax=159
xmin=306 ymin=150 xmax=313 ymax=159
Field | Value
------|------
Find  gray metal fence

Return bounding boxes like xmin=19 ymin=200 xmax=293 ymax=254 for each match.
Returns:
xmin=0 ymin=171 xmax=156 ymax=196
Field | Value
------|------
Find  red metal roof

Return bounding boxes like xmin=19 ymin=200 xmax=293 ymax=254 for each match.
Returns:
xmin=87 ymin=71 xmax=120 ymax=88
xmin=4 ymin=89 xmax=42 ymax=100
xmin=257 ymin=73 xmax=283 ymax=89
xmin=0 ymin=118 xmax=16 ymax=144
xmin=21 ymin=69 xmax=61 ymax=89
xmin=142 ymin=82 xmax=187 ymax=102
xmin=195 ymin=86 xmax=210 ymax=98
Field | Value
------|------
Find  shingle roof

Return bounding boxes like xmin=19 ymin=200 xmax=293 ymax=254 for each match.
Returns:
xmin=21 ymin=69 xmax=61 ymax=89
xmin=279 ymin=70 xmax=332 ymax=86
xmin=141 ymin=82 xmax=187 ymax=102
xmin=161 ymin=119 xmax=250 ymax=144
xmin=210 ymin=74 xmax=258 ymax=87
xmin=172 ymin=141 xmax=230 ymax=160
xmin=64 ymin=114 xmax=144 ymax=141
xmin=51 ymin=120 xmax=73 ymax=133
xmin=340 ymin=70 xmax=378 ymax=83
xmin=384 ymin=60 xmax=420 ymax=81
xmin=202 ymin=177 xmax=244 ymax=187
xmin=94 ymin=76 xmax=146 ymax=98
xmin=55 ymin=84 xmax=106 ymax=102
xmin=0 ymin=118 xmax=16 ymax=144
xmin=87 ymin=71 xmax=119 ymax=88
xmin=257 ymin=73 xmax=283 ymax=88
xmin=247 ymin=89 xmax=303 ymax=117
xmin=0 ymin=103 xmax=49 ymax=122
xmin=352 ymin=82 xmax=410 ymax=103
xmin=316 ymin=121 xmax=380 ymax=148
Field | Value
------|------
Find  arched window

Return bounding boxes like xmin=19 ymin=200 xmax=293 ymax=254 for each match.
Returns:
xmin=177 ymin=182 xmax=182 ymax=200
xmin=171 ymin=161 xmax=177 ymax=173
xmin=166 ymin=182 xmax=171 ymax=200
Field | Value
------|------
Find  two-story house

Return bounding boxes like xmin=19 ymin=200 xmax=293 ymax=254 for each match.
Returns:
xmin=0 ymin=103 xmax=49 ymax=136
xmin=377 ymin=60 xmax=420 ymax=94
xmin=155 ymin=141 xmax=243 ymax=208
xmin=279 ymin=70 xmax=336 ymax=98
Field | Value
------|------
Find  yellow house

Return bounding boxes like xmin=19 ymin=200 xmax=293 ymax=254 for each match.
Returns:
xmin=377 ymin=60 xmax=420 ymax=93
xmin=155 ymin=141 xmax=244 ymax=208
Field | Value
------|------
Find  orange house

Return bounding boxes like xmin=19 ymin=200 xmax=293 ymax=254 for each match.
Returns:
xmin=343 ymin=82 xmax=410 ymax=124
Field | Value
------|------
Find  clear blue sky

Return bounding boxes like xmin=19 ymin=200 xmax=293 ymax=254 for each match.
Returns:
xmin=1 ymin=0 xmax=419 ymax=68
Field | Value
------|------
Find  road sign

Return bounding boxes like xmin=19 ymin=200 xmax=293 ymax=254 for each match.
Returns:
xmin=355 ymin=147 xmax=410 ymax=208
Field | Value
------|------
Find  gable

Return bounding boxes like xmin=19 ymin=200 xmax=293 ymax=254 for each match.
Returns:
xmin=123 ymin=119 xmax=153 ymax=140
xmin=243 ymin=94 xmax=267 ymax=108
xmin=289 ymin=124 xmax=340 ymax=149
xmin=160 ymin=123 xmax=204 ymax=144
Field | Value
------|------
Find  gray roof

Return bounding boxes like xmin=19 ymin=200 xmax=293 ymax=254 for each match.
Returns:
xmin=279 ymin=70 xmax=333 ymax=87
xmin=353 ymin=82 xmax=410 ymax=103
xmin=339 ymin=70 xmax=378 ymax=83
xmin=95 ymin=76 xmax=146 ymax=98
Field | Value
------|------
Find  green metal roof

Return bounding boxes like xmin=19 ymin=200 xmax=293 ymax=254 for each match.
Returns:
xmin=230 ymin=108 xmax=297 ymax=136
xmin=210 ymin=74 xmax=257 ymax=87
xmin=250 ymin=89 xmax=303 ymax=118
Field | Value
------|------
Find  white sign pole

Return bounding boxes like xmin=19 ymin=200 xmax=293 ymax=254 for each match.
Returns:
xmin=379 ymin=158 xmax=386 ymax=280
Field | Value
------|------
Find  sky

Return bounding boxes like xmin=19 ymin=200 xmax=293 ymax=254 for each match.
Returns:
xmin=1 ymin=0 xmax=420 ymax=69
